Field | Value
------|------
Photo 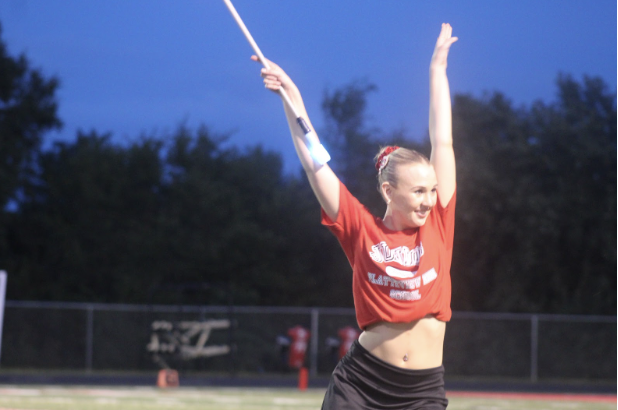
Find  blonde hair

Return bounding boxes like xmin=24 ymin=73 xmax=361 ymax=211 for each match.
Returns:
xmin=374 ymin=146 xmax=430 ymax=193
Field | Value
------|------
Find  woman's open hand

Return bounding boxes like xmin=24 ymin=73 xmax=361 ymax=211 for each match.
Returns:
xmin=431 ymin=23 xmax=458 ymax=69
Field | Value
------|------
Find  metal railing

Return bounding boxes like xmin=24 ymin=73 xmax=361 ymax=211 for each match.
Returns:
xmin=451 ymin=311 xmax=616 ymax=382
xmin=2 ymin=300 xmax=615 ymax=381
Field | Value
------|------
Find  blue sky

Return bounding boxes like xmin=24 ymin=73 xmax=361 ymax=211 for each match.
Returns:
xmin=1 ymin=0 xmax=616 ymax=174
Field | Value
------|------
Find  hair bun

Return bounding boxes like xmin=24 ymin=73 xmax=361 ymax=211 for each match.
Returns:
xmin=375 ymin=146 xmax=400 ymax=172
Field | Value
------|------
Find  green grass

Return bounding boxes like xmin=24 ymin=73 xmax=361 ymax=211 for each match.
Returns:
xmin=0 ymin=386 xmax=614 ymax=410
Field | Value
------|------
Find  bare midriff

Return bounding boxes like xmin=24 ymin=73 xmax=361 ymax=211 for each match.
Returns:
xmin=358 ymin=315 xmax=446 ymax=369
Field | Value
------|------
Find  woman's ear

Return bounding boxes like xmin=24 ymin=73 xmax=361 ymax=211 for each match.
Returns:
xmin=381 ymin=182 xmax=392 ymax=204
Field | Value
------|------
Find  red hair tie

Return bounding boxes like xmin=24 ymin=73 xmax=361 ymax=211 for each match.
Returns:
xmin=376 ymin=146 xmax=400 ymax=172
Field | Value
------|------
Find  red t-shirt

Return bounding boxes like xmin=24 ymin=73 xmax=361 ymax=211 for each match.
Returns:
xmin=321 ymin=182 xmax=456 ymax=329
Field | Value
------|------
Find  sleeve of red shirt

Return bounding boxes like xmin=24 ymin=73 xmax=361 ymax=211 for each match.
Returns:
xmin=320 ymin=182 xmax=369 ymax=263
xmin=434 ymin=189 xmax=457 ymax=252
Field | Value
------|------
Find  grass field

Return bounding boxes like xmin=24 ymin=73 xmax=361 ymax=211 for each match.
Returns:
xmin=0 ymin=386 xmax=615 ymax=410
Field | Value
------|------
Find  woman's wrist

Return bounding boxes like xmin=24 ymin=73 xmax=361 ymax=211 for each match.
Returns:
xmin=285 ymin=85 xmax=303 ymax=108
xmin=429 ymin=63 xmax=447 ymax=72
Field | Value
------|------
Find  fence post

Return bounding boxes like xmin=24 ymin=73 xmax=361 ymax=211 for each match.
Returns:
xmin=85 ymin=305 xmax=94 ymax=372
xmin=310 ymin=308 xmax=319 ymax=377
xmin=0 ymin=271 xmax=6 ymax=366
xmin=530 ymin=314 xmax=538 ymax=382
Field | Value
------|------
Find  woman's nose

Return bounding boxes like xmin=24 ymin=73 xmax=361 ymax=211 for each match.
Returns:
xmin=423 ymin=192 xmax=436 ymax=207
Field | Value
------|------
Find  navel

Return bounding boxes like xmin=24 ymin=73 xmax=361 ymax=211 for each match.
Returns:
xmin=403 ymin=354 xmax=409 ymax=362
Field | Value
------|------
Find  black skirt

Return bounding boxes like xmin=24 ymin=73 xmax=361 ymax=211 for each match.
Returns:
xmin=321 ymin=340 xmax=448 ymax=410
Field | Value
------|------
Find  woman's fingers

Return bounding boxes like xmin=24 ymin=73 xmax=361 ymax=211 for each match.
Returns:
xmin=262 ymin=70 xmax=284 ymax=91
xmin=437 ymin=23 xmax=457 ymax=46
xmin=260 ymin=70 xmax=283 ymax=90
xmin=264 ymin=82 xmax=281 ymax=91
xmin=251 ymin=54 xmax=280 ymax=70
xmin=263 ymin=75 xmax=281 ymax=86
xmin=250 ymin=55 xmax=288 ymax=91
xmin=261 ymin=68 xmax=279 ymax=78
xmin=250 ymin=54 xmax=269 ymax=65
xmin=431 ymin=24 xmax=457 ymax=68
xmin=252 ymin=56 xmax=280 ymax=77
xmin=250 ymin=55 xmax=297 ymax=95
xmin=441 ymin=23 xmax=452 ymax=38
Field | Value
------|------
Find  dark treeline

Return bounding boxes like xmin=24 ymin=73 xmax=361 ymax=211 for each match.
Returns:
xmin=0 ymin=29 xmax=615 ymax=314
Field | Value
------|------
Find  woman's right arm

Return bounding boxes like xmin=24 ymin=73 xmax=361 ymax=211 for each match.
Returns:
xmin=253 ymin=55 xmax=340 ymax=221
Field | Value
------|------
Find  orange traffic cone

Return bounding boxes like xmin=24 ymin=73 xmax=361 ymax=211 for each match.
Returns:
xmin=157 ymin=369 xmax=179 ymax=388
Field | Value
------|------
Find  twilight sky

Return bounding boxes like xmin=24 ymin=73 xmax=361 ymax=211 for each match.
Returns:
xmin=1 ymin=0 xmax=616 ymax=174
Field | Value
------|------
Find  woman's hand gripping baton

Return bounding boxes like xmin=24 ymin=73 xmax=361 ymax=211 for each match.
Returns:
xmin=222 ymin=0 xmax=330 ymax=165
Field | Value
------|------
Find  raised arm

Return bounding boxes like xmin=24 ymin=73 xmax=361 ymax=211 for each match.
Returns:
xmin=429 ymin=24 xmax=458 ymax=206
xmin=252 ymin=56 xmax=340 ymax=220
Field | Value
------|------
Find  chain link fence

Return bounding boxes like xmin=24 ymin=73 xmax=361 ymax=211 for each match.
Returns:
xmin=1 ymin=301 xmax=615 ymax=382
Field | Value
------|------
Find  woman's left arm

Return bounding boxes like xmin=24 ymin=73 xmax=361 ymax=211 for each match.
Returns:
xmin=429 ymin=23 xmax=458 ymax=206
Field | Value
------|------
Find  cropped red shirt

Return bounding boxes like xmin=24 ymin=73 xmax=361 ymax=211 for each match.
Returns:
xmin=321 ymin=182 xmax=456 ymax=330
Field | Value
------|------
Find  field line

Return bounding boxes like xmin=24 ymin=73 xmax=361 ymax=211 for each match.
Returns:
xmin=447 ymin=391 xmax=617 ymax=403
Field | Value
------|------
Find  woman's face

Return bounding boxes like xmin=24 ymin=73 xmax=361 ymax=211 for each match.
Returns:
xmin=383 ymin=162 xmax=438 ymax=229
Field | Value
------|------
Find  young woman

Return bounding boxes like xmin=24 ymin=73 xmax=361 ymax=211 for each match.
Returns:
xmin=253 ymin=23 xmax=458 ymax=410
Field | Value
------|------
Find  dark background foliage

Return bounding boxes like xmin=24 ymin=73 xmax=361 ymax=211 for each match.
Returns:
xmin=0 ymin=28 xmax=615 ymax=315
